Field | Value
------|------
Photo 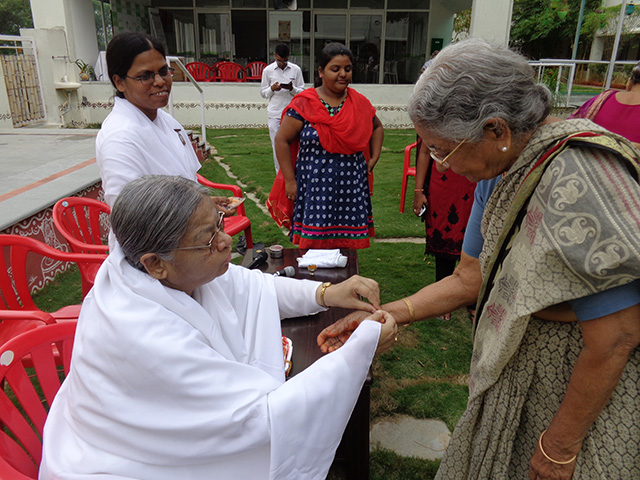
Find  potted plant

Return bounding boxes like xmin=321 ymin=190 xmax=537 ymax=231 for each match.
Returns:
xmin=75 ymin=59 xmax=94 ymax=81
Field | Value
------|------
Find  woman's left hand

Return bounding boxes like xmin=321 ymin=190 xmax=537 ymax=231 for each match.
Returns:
xmin=529 ymin=440 xmax=577 ymax=480
xmin=319 ymin=275 xmax=381 ymax=312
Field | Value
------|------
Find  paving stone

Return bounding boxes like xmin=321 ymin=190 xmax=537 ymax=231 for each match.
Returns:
xmin=370 ymin=415 xmax=451 ymax=461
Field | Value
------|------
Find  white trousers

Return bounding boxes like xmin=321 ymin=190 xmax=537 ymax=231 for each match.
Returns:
xmin=268 ymin=117 xmax=281 ymax=172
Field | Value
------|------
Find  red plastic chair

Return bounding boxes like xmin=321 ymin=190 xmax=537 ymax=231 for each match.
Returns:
xmin=214 ymin=61 xmax=246 ymax=82
xmin=245 ymin=61 xmax=267 ymax=81
xmin=400 ymin=141 xmax=418 ymax=213
xmin=0 ymin=311 xmax=55 ymax=350
xmin=185 ymin=61 xmax=216 ymax=82
xmin=52 ymin=197 xmax=110 ymax=255
xmin=0 ymin=235 xmax=107 ymax=320
xmin=196 ymin=174 xmax=253 ymax=248
xmin=0 ymin=322 xmax=76 ymax=479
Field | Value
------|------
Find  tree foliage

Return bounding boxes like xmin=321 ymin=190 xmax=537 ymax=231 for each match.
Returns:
xmin=510 ymin=0 xmax=602 ymax=59
xmin=0 ymin=0 xmax=33 ymax=36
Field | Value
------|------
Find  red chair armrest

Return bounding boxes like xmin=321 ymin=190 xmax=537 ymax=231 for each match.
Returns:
xmin=0 ymin=310 xmax=56 ymax=325
xmin=196 ymin=174 xmax=247 ymax=215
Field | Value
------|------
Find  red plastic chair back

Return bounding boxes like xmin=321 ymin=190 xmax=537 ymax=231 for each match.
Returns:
xmin=245 ymin=61 xmax=267 ymax=81
xmin=185 ymin=62 xmax=216 ymax=82
xmin=400 ymin=141 xmax=418 ymax=213
xmin=52 ymin=197 xmax=110 ymax=255
xmin=0 ymin=322 xmax=76 ymax=479
xmin=0 ymin=235 xmax=107 ymax=308
xmin=196 ymin=174 xmax=253 ymax=248
xmin=215 ymin=61 xmax=246 ymax=82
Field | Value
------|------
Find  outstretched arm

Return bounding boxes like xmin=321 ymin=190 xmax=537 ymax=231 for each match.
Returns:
xmin=317 ymin=252 xmax=481 ymax=352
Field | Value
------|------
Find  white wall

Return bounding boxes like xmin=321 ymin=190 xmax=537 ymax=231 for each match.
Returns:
xmin=68 ymin=0 xmax=99 ymax=71
xmin=77 ymin=81 xmax=415 ymax=129
xmin=20 ymin=27 xmax=85 ymax=127
xmin=470 ymin=0 xmax=513 ymax=46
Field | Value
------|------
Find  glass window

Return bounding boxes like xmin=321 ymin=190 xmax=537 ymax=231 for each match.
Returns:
xmin=93 ymin=0 xmax=113 ymax=52
xmin=232 ymin=10 xmax=267 ymax=64
xmin=383 ymin=11 xmax=428 ymax=84
xmin=389 ymin=0 xmax=429 ymax=8
xmin=232 ymin=0 xmax=265 ymax=7
xmin=153 ymin=0 xmax=195 ymax=6
xmin=314 ymin=0 xmax=347 ymax=8
xmin=159 ymin=10 xmax=197 ymax=62
xmin=196 ymin=0 xmax=229 ymax=8
xmin=269 ymin=0 xmax=308 ymax=8
xmin=268 ymin=10 xmax=311 ymax=82
xmin=314 ymin=14 xmax=347 ymax=82
xmin=196 ymin=0 xmax=229 ymax=6
xmin=350 ymin=0 xmax=384 ymax=8
xmin=197 ymin=13 xmax=231 ymax=62
xmin=349 ymin=15 xmax=381 ymax=83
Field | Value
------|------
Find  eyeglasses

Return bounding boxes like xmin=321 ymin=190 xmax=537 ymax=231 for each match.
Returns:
xmin=126 ymin=67 xmax=174 ymax=85
xmin=172 ymin=213 xmax=225 ymax=254
xmin=429 ymin=139 xmax=466 ymax=168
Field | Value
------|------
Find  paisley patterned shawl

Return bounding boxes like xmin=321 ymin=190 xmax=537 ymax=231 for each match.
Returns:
xmin=471 ymin=118 xmax=640 ymax=400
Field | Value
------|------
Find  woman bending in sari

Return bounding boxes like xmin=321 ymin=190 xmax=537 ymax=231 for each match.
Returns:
xmin=319 ymin=38 xmax=640 ymax=480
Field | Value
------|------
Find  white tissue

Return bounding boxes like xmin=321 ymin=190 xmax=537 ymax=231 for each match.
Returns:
xmin=296 ymin=249 xmax=348 ymax=268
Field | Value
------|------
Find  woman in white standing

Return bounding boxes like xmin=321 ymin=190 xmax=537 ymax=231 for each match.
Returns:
xmin=96 ymin=32 xmax=202 ymax=208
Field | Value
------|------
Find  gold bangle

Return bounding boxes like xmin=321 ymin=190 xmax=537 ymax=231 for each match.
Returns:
xmin=319 ymin=282 xmax=331 ymax=308
xmin=538 ymin=430 xmax=577 ymax=465
xmin=402 ymin=297 xmax=415 ymax=325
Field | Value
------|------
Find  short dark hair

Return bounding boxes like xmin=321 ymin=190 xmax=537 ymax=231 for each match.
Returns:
xmin=314 ymin=43 xmax=354 ymax=87
xmin=317 ymin=42 xmax=354 ymax=70
xmin=275 ymin=43 xmax=290 ymax=58
xmin=106 ymin=32 xmax=166 ymax=99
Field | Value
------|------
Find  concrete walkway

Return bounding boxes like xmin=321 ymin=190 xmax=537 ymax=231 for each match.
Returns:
xmin=0 ymin=128 xmax=99 ymax=231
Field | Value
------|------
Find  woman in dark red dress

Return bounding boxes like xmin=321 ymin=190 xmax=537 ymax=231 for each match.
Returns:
xmin=412 ymin=136 xmax=476 ymax=320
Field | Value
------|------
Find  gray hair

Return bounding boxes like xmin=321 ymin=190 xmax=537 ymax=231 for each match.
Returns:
xmin=408 ymin=38 xmax=552 ymax=143
xmin=111 ymin=175 xmax=209 ymax=272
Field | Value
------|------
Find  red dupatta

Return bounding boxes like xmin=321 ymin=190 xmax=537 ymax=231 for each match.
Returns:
xmin=267 ymin=87 xmax=376 ymax=229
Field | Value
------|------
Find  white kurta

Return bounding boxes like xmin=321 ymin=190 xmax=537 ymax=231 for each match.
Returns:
xmin=40 ymin=247 xmax=380 ymax=480
xmin=96 ymin=97 xmax=201 ymax=207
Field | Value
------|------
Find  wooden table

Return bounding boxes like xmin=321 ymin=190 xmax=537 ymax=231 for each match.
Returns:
xmin=241 ymin=248 xmax=371 ymax=479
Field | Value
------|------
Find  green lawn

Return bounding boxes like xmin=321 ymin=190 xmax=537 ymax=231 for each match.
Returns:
xmin=32 ymin=127 xmax=474 ymax=479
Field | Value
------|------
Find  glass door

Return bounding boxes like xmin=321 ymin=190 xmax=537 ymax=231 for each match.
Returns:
xmin=197 ymin=12 xmax=232 ymax=63
xmin=349 ymin=14 xmax=382 ymax=84
xmin=268 ymin=10 xmax=311 ymax=82
xmin=314 ymin=13 xmax=346 ymax=83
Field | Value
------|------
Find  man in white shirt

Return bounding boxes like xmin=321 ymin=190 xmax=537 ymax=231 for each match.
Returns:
xmin=260 ymin=43 xmax=305 ymax=171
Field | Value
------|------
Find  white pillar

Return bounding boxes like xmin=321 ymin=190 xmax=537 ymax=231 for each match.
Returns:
xmin=469 ymin=0 xmax=514 ymax=46
xmin=29 ymin=0 xmax=98 ymax=67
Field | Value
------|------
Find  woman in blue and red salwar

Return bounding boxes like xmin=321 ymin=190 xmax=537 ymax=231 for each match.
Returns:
xmin=269 ymin=43 xmax=384 ymax=249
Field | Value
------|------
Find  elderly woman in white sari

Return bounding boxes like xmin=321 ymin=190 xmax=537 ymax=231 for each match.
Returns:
xmin=40 ymin=175 xmax=397 ymax=480
xmin=318 ymin=38 xmax=640 ymax=480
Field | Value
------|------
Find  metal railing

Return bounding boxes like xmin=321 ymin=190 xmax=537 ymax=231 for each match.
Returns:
xmin=167 ymin=56 xmax=206 ymax=143
xmin=530 ymin=58 xmax=638 ymax=107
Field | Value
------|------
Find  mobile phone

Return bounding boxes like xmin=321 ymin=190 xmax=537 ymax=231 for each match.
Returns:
xmin=418 ymin=205 xmax=427 ymax=217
